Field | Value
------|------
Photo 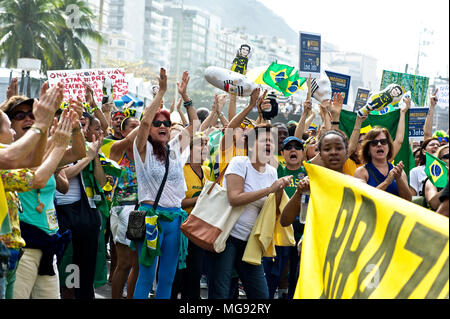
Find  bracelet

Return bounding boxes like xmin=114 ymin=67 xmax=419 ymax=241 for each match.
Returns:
xmin=331 ymin=121 xmax=340 ymax=125
xmin=218 ymin=112 xmax=225 ymax=118
xmin=183 ymin=99 xmax=193 ymax=108
xmin=30 ymin=126 xmax=43 ymax=136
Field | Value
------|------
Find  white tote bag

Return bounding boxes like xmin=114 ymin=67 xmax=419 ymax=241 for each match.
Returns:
xmin=180 ymin=167 xmax=246 ymax=253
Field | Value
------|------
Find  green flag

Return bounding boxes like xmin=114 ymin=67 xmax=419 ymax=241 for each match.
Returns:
xmin=339 ymin=109 xmax=415 ymax=178
xmin=262 ymin=62 xmax=295 ymax=92
xmin=277 ymin=71 xmax=307 ymax=97
xmin=425 ymin=152 xmax=448 ymax=188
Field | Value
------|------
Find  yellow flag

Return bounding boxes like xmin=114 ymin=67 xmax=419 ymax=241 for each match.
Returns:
xmin=295 ymin=163 xmax=449 ymax=299
xmin=0 ymin=179 xmax=9 ymax=234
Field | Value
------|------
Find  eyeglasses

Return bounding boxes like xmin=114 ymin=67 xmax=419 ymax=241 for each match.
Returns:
xmin=10 ymin=111 xmax=34 ymax=121
xmin=152 ymin=120 xmax=171 ymax=128
xmin=283 ymin=144 xmax=303 ymax=151
xmin=370 ymin=138 xmax=389 ymax=147
xmin=439 ymin=154 xmax=449 ymax=160
xmin=437 ymin=137 xmax=448 ymax=143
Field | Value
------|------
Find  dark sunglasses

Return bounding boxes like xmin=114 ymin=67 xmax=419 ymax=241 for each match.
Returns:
xmin=438 ymin=137 xmax=448 ymax=143
xmin=283 ymin=144 xmax=303 ymax=151
xmin=152 ymin=120 xmax=171 ymax=128
xmin=10 ymin=111 xmax=35 ymax=121
xmin=370 ymin=138 xmax=389 ymax=147
xmin=439 ymin=154 xmax=449 ymax=160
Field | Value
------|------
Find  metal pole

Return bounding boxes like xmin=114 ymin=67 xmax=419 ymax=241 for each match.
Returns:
xmin=19 ymin=70 xmax=25 ymax=95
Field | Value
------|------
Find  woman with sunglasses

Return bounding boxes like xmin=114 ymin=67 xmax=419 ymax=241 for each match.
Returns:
xmin=423 ymin=145 xmax=449 ymax=212
xmin=206 ymin=124 xmax=292 ymax=299
xmin=354 ymin=127 xmax=412 ymax=201
xmin=133 ymin=69 xmax=199 ymax=299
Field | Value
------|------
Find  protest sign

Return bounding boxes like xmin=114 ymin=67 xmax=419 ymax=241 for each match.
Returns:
xmin=353 ymin=88 xmax=371 ymax=113
xmin=380 ymin=71 xmax=429 ymax=107
xmin=299 ymin=32 xmax=321 ymax=79
xmin=295 ymin=163 xmax=449 ymax=299
xmin=47 ymin=68 xmax=128 ymax=104
xmin=325 ymin=71 xmax=351 ymax=105
xmin=409 ymin=108 xmax=429 ymax=138
xmin=436 ymin=84 xmax=449 ymax=110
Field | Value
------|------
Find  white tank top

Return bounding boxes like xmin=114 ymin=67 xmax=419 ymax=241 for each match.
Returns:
xmin=133 ymin=136 xmax=190 ymax=208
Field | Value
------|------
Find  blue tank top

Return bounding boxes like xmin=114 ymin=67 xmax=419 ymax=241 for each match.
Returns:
xmin=365 ymin=162 xmax=399 ymax=196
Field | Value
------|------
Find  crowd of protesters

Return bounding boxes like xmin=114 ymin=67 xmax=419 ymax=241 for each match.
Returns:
xmin=0 ymin=66 xmax=448 ymax=300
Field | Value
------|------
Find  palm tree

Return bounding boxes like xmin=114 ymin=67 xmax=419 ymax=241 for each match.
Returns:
xmin=50 ymin=0 xmax=105 ymax=70
xmin=0 ymin=0 xmax=64 ymax=72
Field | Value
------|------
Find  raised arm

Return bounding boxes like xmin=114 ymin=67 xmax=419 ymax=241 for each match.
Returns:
xmin=33 ymin=110 xmax=74 ymax=189
xmin=280 ymin=177 xmax=310 ymax=227
xmin=110 ymin=125 xmax=140 ymax=162
xmin=392 ymin=97 xmax=411 ymax=159
xmin=0 ymin=83 xmax=63 ymax=168
xmin=330 ymin=92 xmax=344 ymax=131
xmin=424 ymin=88 xmax=437 ymax=140
xmin=135 ymin=68 xmax=167 ymax=163
xmin=228 ymin=93 xmax=237 ymax=121
xmin=295 ymin=76 xmax=312 ymax=139
xmin=347 ymin=115 xmax=367 ymax=157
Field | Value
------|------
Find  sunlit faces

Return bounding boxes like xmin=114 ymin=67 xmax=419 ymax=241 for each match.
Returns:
xmin=282 ymin=142 xmax=303 ymax=167
xmin=112 ymin=113 xmax=126 ymax=134
xmin=86 ymin=117 xmax=102 ymax=142
xmin=368 ymin=132 xmax=390 ymax=161
xmin=120 ymin=118 xmax=140 ymax=138
xmin=149 ymin=113 xmax=170 ymax=144
xmin=425 ymin=139 xmax=441 ymax=156
xmin=319 ymin=134 xmax=347 ymax=172
xmin=9 ymin=104 xmax=35 ymax=140
xmin=248 ymin=131 xmax=275 ymax=164
xmin=0 ymin=111 xmax=16 ymax=144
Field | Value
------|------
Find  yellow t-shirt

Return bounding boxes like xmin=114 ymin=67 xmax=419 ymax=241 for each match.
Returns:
xmin=0 ymin=145 xmax=9 ymax=235
xmin=343 ymin=158 xmax=363 ymax=177
xmin=183 ymin=164 xmax=212 ymax=215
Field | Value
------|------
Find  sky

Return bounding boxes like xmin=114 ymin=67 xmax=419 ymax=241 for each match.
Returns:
xmin=258 ymin=0 xmax=449 ymax=80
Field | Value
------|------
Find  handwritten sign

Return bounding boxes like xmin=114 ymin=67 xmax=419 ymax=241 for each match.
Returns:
xmin=47 ymin=68 xmax=128 ymax=105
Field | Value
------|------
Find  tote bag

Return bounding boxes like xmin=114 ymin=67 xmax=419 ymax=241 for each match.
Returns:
xmin=180 ymin=166 xmax=246 ymax=253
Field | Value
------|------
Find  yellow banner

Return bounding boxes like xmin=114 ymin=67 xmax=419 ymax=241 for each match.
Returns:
xmin=295 ymin=163 xmax=449 ymax=299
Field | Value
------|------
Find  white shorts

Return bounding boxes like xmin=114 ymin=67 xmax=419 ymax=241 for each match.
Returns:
xmin=110 ymin=205 xmax=135 ymax=246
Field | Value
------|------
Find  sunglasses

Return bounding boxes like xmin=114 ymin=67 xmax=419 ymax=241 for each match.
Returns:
xmin=10 ymin=111 xmax=35 ymax=121
xmin=284 ymin=144 xmax=303 ymax=151
xmin=152 ymin=120 xmax=171 ymax=128
xmin=439 ymin=154 xmax=449 ymax=160
xmin=370 ymin=138 xmax=389 ymax=147
xmin=437 ymin=137 xmax=448 ymax=143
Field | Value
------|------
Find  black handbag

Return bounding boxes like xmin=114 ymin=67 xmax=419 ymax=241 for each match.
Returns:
xmin=126 ymin=144 xmax=170 ymax=241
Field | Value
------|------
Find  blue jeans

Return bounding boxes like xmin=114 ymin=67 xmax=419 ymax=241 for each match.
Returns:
xmin=262 ymin=246 xmax=290 ymax=299
xmin=206 ymin=236 xmax=269 ymax=299
xmin=133 ymin=216 xmax=181 ymax=299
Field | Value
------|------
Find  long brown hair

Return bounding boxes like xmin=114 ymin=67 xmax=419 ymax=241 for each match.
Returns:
xmin=149 ymin=109 xmax=171 ymax=162
xmin=360 ymin=127 xmax=394 ymax=163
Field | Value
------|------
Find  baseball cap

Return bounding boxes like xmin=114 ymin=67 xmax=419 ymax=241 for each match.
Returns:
xmin=282 ymin=136 xmax=304 ymax=150
xmin=2 ymin=96 xmax=35 ymax=116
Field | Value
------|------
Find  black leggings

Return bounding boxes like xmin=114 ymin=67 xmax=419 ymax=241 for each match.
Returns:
xmin=56 ymin=197 xmax=100 ymax=299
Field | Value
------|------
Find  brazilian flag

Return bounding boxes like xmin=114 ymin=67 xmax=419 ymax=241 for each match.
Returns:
xmin=339 ymin=109 xmax=415 ymax=178
xmin=277 ymin=71 xmax=307 ymax=97
xmin=262 ymin=62 xmax=295 ymax=91
xmin=425 ymin=152 xmax=448 ymax=188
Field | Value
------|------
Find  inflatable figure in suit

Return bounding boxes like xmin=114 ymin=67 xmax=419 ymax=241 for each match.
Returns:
xmin=357 ymin=84 xmax=404 ymax=117
xmin=231 ymin=44 xmax=251 ymax=75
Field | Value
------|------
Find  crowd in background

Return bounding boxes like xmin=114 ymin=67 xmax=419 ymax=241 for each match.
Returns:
xmin=0 ymin=67 xmax=448 ymax=300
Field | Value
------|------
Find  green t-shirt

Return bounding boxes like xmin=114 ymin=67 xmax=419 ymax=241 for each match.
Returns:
xmin=277 ymin=164 xmax=307 ymax=198
xmin=18 ymin=175 xmax=58 ymax=235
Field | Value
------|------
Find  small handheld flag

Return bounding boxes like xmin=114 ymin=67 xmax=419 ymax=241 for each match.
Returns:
xmin=425 ymin=152 xmax=448 ymax=188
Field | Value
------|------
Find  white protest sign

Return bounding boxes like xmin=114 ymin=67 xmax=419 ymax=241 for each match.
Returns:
xmin=436 ymin=84 xmax=449 ymax=110
xmin=47 ymin=68 xmax=128 ymax=105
